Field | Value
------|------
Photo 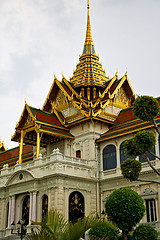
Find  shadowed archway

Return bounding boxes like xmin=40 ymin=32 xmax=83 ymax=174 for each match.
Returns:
xmin=69 ymin=191 xmax=84 ymax=223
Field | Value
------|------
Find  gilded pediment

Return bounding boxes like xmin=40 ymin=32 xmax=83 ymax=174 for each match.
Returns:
xmin=113 ymin=87 xmax=131 ymax=109
xmin=55 ymin=90 xmax=70 ymax=111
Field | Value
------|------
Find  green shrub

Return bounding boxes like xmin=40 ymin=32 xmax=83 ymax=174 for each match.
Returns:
xmin=89 ymin=223 xmax=118 ymax=240
xmin=105 ymin=189 xmax=145 ymax=233
xmin=133 ymin=224 xmax=158 ymax=240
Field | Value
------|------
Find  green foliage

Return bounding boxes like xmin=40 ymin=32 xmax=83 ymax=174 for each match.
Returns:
xmin=134 ymin=130 xmax=155 ymax=154
xmin=133 ymin=95 xmax=159 ymax=122
xmin=89 ymin=222 xmax=118 ymax=240
xmin=133 ymin=224 xmax=158 ymax=240
xmin=25 ymin=209 xmax=108 ymax=240
xmin=105 ymin=189 xmax=145 ymax=233
xmin=123 ymin=138 xmax=139 ymax=156
xmin=121 ymin=158 xmax=142 ymax=181
xmin=124 ymin=130 xmax=155 ymax=156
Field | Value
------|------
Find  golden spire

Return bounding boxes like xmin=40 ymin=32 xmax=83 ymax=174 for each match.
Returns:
xmin=70 ymin=0 xmax=109 ymax=87
xmin=83 ymin=0 xmax=95 ymax=54
xmin=85 ymin=0 xmax=93 ymax=45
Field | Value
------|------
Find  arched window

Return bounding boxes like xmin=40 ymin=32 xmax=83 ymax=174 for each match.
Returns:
xmin=120 ymin=141 xmax=133 ymax=164
xmin=103 ymin=145 xmax=117 ymax=171
xmin=69 ymin=191 xmax=84 ymax=223
xmin=42 ymin=195 xmax=48 ymax=220
xmin=139 ymin=146 xmax=155 ymax=163
xmin=22 ymin=195 xmax=30 ymax=226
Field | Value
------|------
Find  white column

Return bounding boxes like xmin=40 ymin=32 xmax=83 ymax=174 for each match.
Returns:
xmin=64 ymin=188 xmax=68 ymax=220
xmin=37 ymin=193 xmax=41 ymax=222
xmin=48 ymin=189 xmax=52 ymax=211
xmin=29 ymin=192 xmax=33 ymax=224
xmin=157 ymin=185 xmax=160 ymax=221
xmin=1 ymin=199 xmax=5 ymax=229
xmin=10 ymin=196 xmax=15 ymax=225
xmin=55 ymin=187 xmax=58 ymax=209
xmin=32 ymin=192 xmax=37 ymax=222
xmin=116 ymin=146 xmax=120 ymax=169
xmin=7 ymin=197 xmax=12 ymax=227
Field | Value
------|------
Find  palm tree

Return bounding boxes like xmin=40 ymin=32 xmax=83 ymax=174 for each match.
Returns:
xmin=25 ymin=209 xmax=112 ymax=240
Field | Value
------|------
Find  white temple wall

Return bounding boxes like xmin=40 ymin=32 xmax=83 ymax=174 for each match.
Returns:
xmin=70 ymin=120 xmax=108 ymax=160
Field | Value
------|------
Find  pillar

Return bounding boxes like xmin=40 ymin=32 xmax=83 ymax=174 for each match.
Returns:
xmin=1 ymin=199 xmax=5 ymax=229
xmin=93 ymin=87 xmax=96 ymax=99
xmin=157 ymin=185 xmax=160 ymax=221
xmin=36 ymin=193 xmax=41 ymax=222
xmin=29 ymin=192 xmax=33 ymax=224
xmin=36 ymin=132 xmax=40 ymax=158
xmin=87 ymin=87 xmax=90 ymax=101
xmin=10 ymin=196 xmax=15 ymax=225
xmin=48 ymin=189 xmax=52 ymax=211
xmin=19 ymin=130 xmax=24 ymax=164
xmin=32 ymin=192 xmax=37 ymax=222
xmin=64 ymin=188 xmax=69 ymax=220
xmin=7 ymin=197 xmax=12 ymax=227
xmin=116 ymin=146 xmax=120 ymax=169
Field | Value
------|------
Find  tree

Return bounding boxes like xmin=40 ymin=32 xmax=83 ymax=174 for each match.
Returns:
xmin=25 ymin=209 xmax=110 ymax=240
xmin=105 ymin=188 xmax=145 ymax=240
xmin=120 ymin=95 xmax=160 ymax=184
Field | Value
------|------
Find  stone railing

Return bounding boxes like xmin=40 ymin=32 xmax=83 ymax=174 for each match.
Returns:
xmin=0 ymin=148 xmax=97 ymax=183
xmin=100 ymin=159 xmax=160 ymax=179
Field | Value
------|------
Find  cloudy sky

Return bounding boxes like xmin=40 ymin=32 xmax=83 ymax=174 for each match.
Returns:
xmin=0 ymin=0 xmax=160 ymax=149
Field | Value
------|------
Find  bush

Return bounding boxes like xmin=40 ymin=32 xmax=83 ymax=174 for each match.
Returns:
xmin=89 ymin=223 xmax=118 ymax=240
xmin=105 ymin=189 xmax=145 ymax=233
xmin=121 ymin=158 xmax=142 ymax=181
xmin=133 ymin=224 xmax=158 ymax=240
xmin=133 ymin=95 xmax=159 ymax=122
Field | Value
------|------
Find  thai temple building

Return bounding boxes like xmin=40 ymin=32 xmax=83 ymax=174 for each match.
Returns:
xmin=0 ymin=0 xmax=160 ymax=238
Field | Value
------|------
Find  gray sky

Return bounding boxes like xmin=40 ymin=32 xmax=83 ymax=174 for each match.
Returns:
xmin=0 ymin=0 xmax=160 ymax=149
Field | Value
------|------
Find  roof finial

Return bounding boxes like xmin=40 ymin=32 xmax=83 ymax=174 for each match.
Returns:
xmin=83 ymin=0 xmax=95 ymax=54
xmin=88 ymin=0 xmax=90 ymax=14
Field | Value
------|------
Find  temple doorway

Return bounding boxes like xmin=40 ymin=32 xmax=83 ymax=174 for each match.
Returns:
xmin=69 ymin=191 xmax=84 ymax=223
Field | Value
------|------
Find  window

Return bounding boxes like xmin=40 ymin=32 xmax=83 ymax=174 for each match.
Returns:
xmin=76 ymin=150 xmax=81 ymax=158
xmin=141 ymin=187 xmax=158 ymax=223
xmin=146 ymin=199 xmax=157 ymax=222
xmin=139 ymin=146 xmax=155 ymax=163
xmin=120 ymin=141 xmax=133 ymax=164
xmin=103 ymin=145 xmax=117 ymax=171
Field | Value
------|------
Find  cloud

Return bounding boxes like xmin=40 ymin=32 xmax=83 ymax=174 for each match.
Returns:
xmin=0 ymin=0 xmax=160 ymax=148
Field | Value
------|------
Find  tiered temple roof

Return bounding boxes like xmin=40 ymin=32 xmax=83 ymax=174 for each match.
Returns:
xmin=3 ymin=0 xmax=136 ymax=165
